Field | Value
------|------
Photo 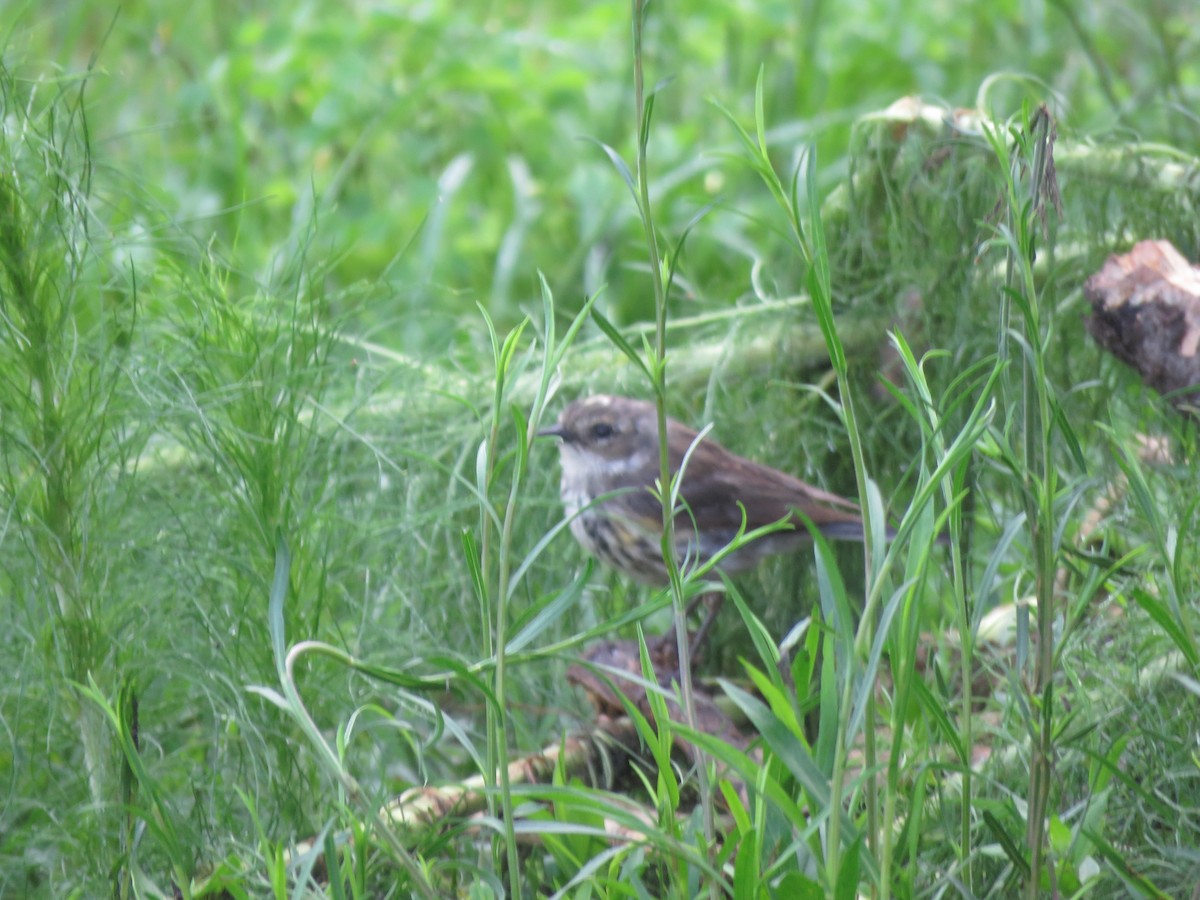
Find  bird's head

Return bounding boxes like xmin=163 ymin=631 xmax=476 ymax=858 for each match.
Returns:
xmin=539 ymin=395 xmax=659 ymax=477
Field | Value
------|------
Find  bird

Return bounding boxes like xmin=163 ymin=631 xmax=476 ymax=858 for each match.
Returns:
xmin=539 ymin=395 xmax=880 ymax=640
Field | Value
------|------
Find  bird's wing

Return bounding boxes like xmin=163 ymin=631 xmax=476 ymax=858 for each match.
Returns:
xmin=679 ymin=433 xmax=864 ymax=534
xmin=617 ymin=416 xmax=865 ymax=538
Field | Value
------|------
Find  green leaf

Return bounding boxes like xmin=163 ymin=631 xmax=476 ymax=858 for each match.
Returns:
xmin=912 ymin=678 xmax=967 ymax=764
xmin=718 ymin=679 xmax=832 ymax=816
xmin=732 ymin=827 xmax=762 ymax=899
xmin=774 ymin=872 xmax=824 ymax=900
xmin=754 ymin=65 xmax=768 ymax=155
xmin=983 ymin=809 xmax=1029 ymax=876
xmin=639 ymin=90 xmax=656 ymax=155
xmin=584 ymin=137 xmax=640 ymax=209
xmin=268 ymin=531 xmax=291 ymax=672
xmin=833 ymin=832 xmax=863 ymax=900
xmin=591 ymin=307 xmax=654 ymax=383
xmin=1082 ymin=829 xmax=1172 ymax=898
xmin=505 ymin=572 xmax=587 ymax=654
xmin=510 ymin=402 xmax=528 ymax=479
xmin=1131 ymin=586 xmax=1199 ymax=668
xmin=847 ymin=578 xmax=914 ymax=743
xmin=726 ymin=575 xmax=782 ymax=676
xmin=461 ymin=529 xmax=488 ymax=625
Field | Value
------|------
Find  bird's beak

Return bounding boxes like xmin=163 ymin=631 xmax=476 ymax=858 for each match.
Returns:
xmin=537 ymin=423 xmax=567 ymax=440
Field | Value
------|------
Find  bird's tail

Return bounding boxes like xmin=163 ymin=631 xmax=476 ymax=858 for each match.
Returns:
xmin=818 ymin=520 xmax=949 ymax=545
xmin=816 ymin=520 xmax=897 ymax=542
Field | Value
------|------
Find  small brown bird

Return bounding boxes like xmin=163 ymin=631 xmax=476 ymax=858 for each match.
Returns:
xmin=539 ymin=394 xmax=877 ymax=588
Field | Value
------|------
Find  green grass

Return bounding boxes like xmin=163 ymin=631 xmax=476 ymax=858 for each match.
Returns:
xmin=3 ymin=0 xmax=1200 ymax=896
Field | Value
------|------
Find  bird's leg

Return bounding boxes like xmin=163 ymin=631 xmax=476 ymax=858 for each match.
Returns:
xmin=687 ymin=590 xmax=726 ymax=658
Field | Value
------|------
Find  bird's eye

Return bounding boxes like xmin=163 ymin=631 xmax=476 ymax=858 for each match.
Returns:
xmin=591 ymin=422 xmax=614 ymax=440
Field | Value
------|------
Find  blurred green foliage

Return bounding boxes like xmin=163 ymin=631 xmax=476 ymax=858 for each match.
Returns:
xmin=4 ymin=1 xmax=1200 ymax=895
xmin=17 ymin=1 xmax=1200 ymax=355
